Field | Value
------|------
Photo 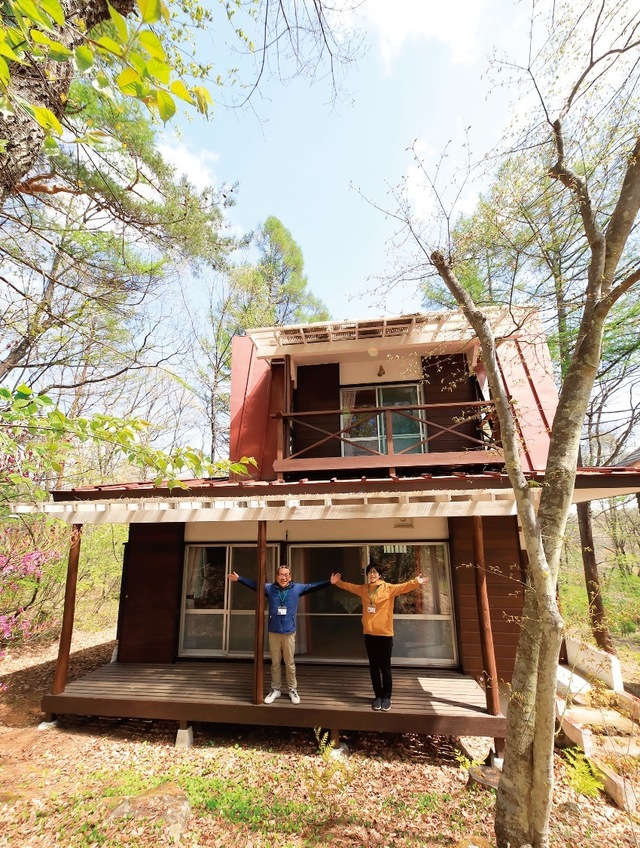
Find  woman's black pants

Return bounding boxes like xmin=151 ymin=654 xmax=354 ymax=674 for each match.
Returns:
xmin=364 ymin=634 xmax=393 ymax=699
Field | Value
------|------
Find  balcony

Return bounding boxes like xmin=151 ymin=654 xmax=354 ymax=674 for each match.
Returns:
xmin=273 ymin=401 xmax=503 ymax=478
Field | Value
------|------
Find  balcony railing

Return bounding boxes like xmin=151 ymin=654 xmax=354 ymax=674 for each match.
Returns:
xmin=272 ymin=401 xmax=503 ymax=476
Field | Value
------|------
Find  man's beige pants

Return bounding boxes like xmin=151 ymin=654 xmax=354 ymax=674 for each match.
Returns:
xmin=268 ymin=632 xmax=297 ymax=691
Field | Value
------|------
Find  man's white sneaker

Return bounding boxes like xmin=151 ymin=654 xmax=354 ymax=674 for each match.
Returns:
xmin=264 ymin=689 xmax=281 ymax=704
xmin=289 ymin=689 xmax=301 ymax=705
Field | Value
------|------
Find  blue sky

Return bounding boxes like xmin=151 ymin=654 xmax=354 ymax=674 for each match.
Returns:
xmin=159 ymin=0 xmax=527 ymax=321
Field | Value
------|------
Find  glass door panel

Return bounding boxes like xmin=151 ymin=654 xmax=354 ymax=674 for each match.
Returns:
xmin=291 ymin=543 xmax=455 ymax=665
xmin=291 ymin=545 xmax=368 ymax=659
xmin=379 ymin=385 xmax=424 ymax=454
xmin=368 ymin=544 xmax=455 ymax=664
xmin=227 ymin=546 xmax=276 ymax=653
xmin=181 ymin=546 xmax=227 ymax=653
xmin=340 ymin=388 xmax=379 ymax=456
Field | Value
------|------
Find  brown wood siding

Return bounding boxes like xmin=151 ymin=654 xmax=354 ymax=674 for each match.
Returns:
xmin=422 ymin=354 xmax=480 ymax=453
xmin=117 ymin=523 xmax=185 ymax=663
xmin=262 ymin=360 xmax=285 ymax=480
xmin=292 ymin=363 xmax=341 ymax=458
xmin=449 ymin=516 xmax=524 ymax=683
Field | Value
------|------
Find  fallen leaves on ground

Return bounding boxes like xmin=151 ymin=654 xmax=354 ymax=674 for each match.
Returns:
xmin=0 ymin=635 xmax=638 ymax=847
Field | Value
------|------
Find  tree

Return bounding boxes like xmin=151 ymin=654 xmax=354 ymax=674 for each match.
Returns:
xmin=182 ymin=216 xmax=329 ymax=460
xmin=0 ymin=0 xmax=356 ymax=206
xmin=422 ymin=149 xmax=640 ymax=655
xmin=381 ymin=2 xmax=640 ymax=845
xmin=0 ymin=80 xmax=234 ymax=399
xmin=253 ymin=215 xmax=330 ymax=325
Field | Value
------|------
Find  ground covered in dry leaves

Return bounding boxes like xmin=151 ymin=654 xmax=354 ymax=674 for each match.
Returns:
xmin=0 ymin=633 xmax=638 ymax=847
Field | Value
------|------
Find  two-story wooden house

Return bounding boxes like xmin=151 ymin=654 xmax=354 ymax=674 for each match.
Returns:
xmin=24 ymin=309 xmax=640 ymax=748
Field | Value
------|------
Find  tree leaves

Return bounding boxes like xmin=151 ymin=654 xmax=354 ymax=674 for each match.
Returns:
xmin=0 ymin=0 xmax=214 ymax=142
xmin=1 ymin=385 xmax=249 ymax=507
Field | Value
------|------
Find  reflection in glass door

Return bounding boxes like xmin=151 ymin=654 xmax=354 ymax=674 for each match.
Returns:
xmin=180 ymin=546 xmax=227 ymax=654
xmin=340 ymin=384 xmax=425 ymax=457
xmin=179 ymin=545 xmax=277 ymax=657
xmin=290 ymin=543 xmax=456 ymax=666
xmin=227 ymin=546 xmax=277 ymax=653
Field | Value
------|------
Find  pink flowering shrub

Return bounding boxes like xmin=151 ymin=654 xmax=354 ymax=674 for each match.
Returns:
xmin=0 ymin=520 xmax=67 ymax=645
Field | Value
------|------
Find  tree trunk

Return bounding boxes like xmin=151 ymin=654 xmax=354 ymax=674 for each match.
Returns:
xmin=0 ymin=0 xmax=136 ymax=204
xmin=576 ymin=500 xmax=616 ymax=653
xmin=495 ymin=574 xmax=564 ymax=848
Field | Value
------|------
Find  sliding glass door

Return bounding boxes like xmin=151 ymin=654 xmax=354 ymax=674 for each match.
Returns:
xmin=179 ymin=542 xmax=455 ymax=666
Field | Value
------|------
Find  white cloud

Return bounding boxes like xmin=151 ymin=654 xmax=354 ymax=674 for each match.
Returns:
xmin=157 ymin=141 xmax=221 ymax=187
xmin=360 ymin=0 xmax=489 ymax=68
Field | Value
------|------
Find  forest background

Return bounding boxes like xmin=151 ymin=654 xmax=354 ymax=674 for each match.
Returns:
xmin=0 ymin=2 xmax=639 ymax=845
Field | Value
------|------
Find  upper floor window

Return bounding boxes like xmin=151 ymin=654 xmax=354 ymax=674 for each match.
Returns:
xmin=340 ymin=383 xmax=425 ymax=457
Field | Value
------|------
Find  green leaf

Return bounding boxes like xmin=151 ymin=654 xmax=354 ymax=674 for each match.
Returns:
xmin=96 ymin=35 xmax=124 ymax=57
xmin=170 ymin=79 xmax=194 ymax=105
xmin=40 ymin=0 xmax=65 ymax=26
xmin=93 ymin=72 xmax=114 ymax=98
xmin=11 ymin=0 xmax=54 ymax=31
xmin=137 ymin=29 xmax=165 ymax=59
xmin=0 ymin=40 xmax=23 ymax=62
xmin=128 ymin=52 xmax=147 ymax=76
xmin=42 ymin=135 xmax=60 ymax=152
xmin=155 ymin=89 xmax=176 ymax=122
xmin=146 ymin=57 xmax=171 ymax=84
xmin=74 ymin=45 xmax=94 ymax=71
xmin=30 ymin=105 xmax=62 ymax=134
xmin=192 ymin=85 xmax=213 ymax=116
xmin=137 ymin=0 xmax=163 ymax=25
xmin=30 ymin=29 xmax=73 ymax=61
xmin=107 ymin=1 xmax=129 ymax=43
xmin=0 ymin=56 xmax=9 ymax=86
xmin=116 ymin=66 xmax=142 ymax=95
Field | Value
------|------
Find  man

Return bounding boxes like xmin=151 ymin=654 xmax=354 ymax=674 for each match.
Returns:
xmin=228 ymin=564 xmax=334 ymax=704
xmin=331 ymin=563 xmax=428 ymax=711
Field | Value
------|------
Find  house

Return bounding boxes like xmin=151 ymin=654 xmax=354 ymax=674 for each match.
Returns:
xmin=16 ymin=309 xmax=640 ymax=750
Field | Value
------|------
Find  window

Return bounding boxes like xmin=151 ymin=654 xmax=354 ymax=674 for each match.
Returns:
xmin=340 ymin=384 xmax=425 ymax=457
xmin=179 ymin=545 xmax=277 ymax=656
xmin=179 ymin=542 xmax=456 ymax=666
xmin=290 ymin=543 xmax=456 ymax=666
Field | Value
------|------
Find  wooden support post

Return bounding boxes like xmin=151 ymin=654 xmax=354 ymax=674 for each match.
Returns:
xmin=472 ymin=516 xmax=501 ymax=717
xmin=283 ymin=354 xmax=292 ymax=461
xmin=384 ymin=409 xmax=395 ymax=455
xmin=252 ymin=520 xmax=267 ymax=704
xmin=51 ymin=524 xmax=82 ymax=695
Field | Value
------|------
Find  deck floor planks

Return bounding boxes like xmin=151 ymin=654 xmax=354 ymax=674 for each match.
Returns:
xmin=43 ymin=661 xmax=506 ymax=737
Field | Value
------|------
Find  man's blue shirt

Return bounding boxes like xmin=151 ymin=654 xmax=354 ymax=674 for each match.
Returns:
xmin=237 ymin=577 xmax=330 ymax=634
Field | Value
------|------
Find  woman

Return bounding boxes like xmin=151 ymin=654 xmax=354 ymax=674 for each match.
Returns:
xmin=331 ymin=564 xmax=428 ymax=711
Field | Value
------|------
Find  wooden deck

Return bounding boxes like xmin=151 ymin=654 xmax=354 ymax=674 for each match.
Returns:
xmin=42 ymin=661 xmax=506 ymax=738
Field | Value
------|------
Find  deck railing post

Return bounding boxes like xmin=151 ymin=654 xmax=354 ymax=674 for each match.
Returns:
xmin=472 ymin=516 xmax=501 ymax=717
xmin=384 ymin=409 xmax=394 ymax=455
xmin=253 ymin=520 xmax=267 ymax=704
xmin=52 ymin=523 xmax=82 ymax=695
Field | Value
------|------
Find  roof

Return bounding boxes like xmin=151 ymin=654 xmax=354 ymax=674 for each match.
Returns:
xmin=245 ymin=306 xmax=542 ymax=362
xmin=11 ymin=468 xmax=640 ymax=526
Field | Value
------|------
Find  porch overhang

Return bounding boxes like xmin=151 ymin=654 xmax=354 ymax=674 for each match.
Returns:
xmin=11 ymin=467 xmax=640 ymax=526
xmin=12 ymin=487 xmax=520 ymax=525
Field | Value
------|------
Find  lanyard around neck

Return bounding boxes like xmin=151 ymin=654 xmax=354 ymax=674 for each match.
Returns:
xmin=367 ymin=583 xmax=381 ymax=604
